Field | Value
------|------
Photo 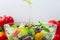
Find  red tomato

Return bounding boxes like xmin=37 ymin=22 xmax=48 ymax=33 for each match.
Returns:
xmin=53 ymin=21 xmax=60 ymax=40
xmin=53 ymin=34 xmax=60 ymax=40
xmin=3 ymin=15 xmax=14 ymax=26
xmin=48 ymin=20 xmax=57 ymax=24
xmin=48 ymin=20 xmax=60 ymax=40
xmin=57 ymin=21 xmax=60 ymax=28
xmin=0 ymin=15 xmax=14 ymax=29
xmin=0 ymin=32 xmax=7 ymax=40
xmin=0 ymin=16 xmax=5 ymax=28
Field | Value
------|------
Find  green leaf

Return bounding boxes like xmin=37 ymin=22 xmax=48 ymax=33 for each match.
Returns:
xmin=11 ymin=24 xmax=17 ymax=30
xmin=0 ymin=27 xmax=3 ymax=31
xmin=12 ymin=24 xmax=17 ymax=28
xmin=18 ymin=27 xmax=28 ymax=38
xmin=27 ymin=28 xmax=35 ymax=36
xmin=35 ymin=21 xmax=50 ymax=32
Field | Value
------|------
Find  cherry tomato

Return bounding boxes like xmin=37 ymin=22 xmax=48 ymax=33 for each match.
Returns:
xmin=48 ymin=20 xmax=60 ymax=40
xmin=0 ymin=15 xmax=14 ymax=29
xmin=48 ymin=20 xmax=57 ymax=24
xmin=0 ymin=32 xmax=7 ymax=40
xmin=3 ymin=15 xmax=14 ymax=26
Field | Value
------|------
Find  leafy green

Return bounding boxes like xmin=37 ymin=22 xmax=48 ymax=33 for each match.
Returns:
xmin=35 ymin=21 xmax=50 ymax=32
xmin=18 ymin=27 xmax=28 ymax=38
xmin=0 ymin=27 xmax=3 ymax=31
xmin=11 ymin=24 xmax=17 ymax=30
xmin=27 ymin=28 xmax=35 ymax=36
